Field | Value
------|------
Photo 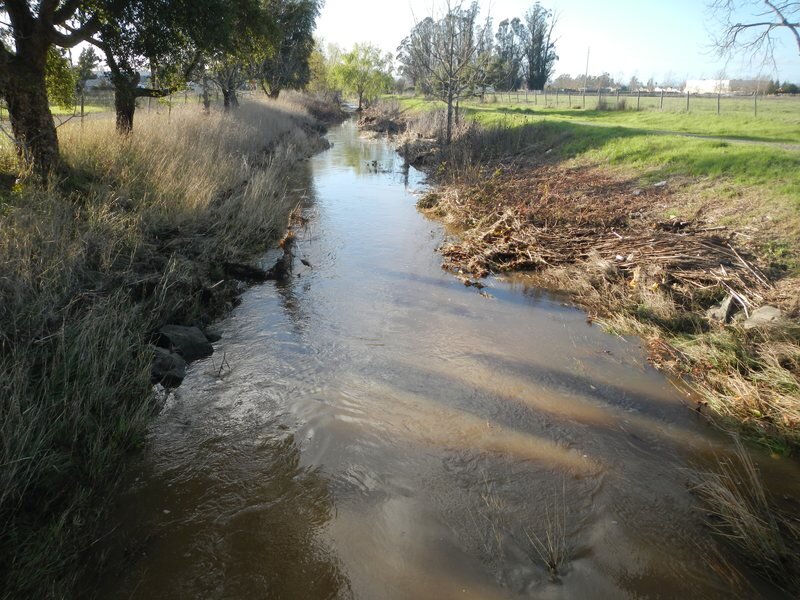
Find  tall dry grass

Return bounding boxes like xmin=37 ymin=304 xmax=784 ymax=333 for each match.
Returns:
xmin=0 ymin=96 xmax=327 ymax=597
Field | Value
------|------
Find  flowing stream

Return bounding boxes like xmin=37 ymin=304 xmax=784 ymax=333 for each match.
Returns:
xmin=94 ymin=119 xmax=800 ymax=599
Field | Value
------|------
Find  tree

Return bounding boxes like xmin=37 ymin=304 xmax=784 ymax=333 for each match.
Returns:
xmin=709 ymin=1 xmax=800 ymax=60
xmin=257 ymin=0 xmax=320 ymax=98
xmin=0 ymin=1 xmax=108 ymax=176
xmin=404 ymin=1 xmax=490 ymax=144
xmin=522 ymin=2 xmax=557 ymax=91
xmin=46 ymin=47 xmax=76 ymax=109
xmin=74 ymin=46 xmax=100 ymax=94
xmin=331 ymin=43 xmax=392 ymax=111
xmin=91 ymin=0 xmax=248 ymax=132
xmin=204 ymin=0 xmax=273 ymax=111
xmin=397 ymin=17 xmax=436 ymax=95
xmin=492 ymin=18 xmax=525 ymax=91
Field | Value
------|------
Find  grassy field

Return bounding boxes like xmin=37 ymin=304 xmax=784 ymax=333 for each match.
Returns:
xmin=0 ymin=95 xmax=330 ymax=598
xmin=400 ymin=93 xmax=800 ymax=143
xmin=395 ymin=95 xmax=800 ymax=245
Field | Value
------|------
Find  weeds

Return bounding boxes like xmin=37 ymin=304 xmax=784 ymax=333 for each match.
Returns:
xmin=693 ymin=437 xmax=800 ymax=592
xmin=524 ymin=479 xmax=569 ymax=580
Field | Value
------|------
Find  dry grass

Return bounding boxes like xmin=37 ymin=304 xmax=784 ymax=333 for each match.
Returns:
xmin=694 ymin=437 xmax=800 ymax=593
xmin=0 ymin=95 xmax=330 ymax=598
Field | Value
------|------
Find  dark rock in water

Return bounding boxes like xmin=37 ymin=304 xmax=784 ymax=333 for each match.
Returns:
xmin=151 ymin=346 xmax=187 ymax=387
xmin=158 ymin=325 xmax=214 ymax=360
xmin=743 ymin=306 xmax=787 ymax=330
xmin=223 ymin=262 xmax=270 ymax=282
xmin=203 ymin=327 xmax=222 ymax=343
xmin=706 ymin=295 xmax=739 ymax=324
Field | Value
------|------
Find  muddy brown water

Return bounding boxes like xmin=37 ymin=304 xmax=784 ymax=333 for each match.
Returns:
xmin=93 ymin=119 xmax=800 ymax=599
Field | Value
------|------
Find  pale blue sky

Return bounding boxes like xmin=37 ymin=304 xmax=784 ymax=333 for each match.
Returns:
xmin=316 ymin=0 xmax=800 ymax=82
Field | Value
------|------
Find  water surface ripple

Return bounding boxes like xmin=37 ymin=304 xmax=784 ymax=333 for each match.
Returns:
xmin=97 ymin=119 xmax=800 ymax=599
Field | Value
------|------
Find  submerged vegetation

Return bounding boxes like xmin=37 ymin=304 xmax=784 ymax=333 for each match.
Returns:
xmin=0 ymin=95 xmax=335 ymax=598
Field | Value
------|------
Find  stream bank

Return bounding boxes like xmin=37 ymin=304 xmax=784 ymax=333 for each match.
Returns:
xmin=0 ymin=95 xmax=344 ymax=599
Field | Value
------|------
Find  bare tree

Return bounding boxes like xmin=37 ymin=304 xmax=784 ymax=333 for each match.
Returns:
xmin=710 ymin=1 xmax=800 ymax=61
xmin=406 ymin=0 xmax=490 ymax=144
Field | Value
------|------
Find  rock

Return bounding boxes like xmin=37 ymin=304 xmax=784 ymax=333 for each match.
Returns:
xmin=743 ymin=306 xmax=787 ymax=330
xmin=654 ymin=180 xmax=668 ymax=188
xmin=203 ymin=327 xmax=222 ymax=343
xmin=223 ymin=262 xmax=270 ymax=282
xmin=706 ymin=295 xmax=739 ymax=324
xmin=158 ymin=325 xmax=214 ymax=360
xmin=151 ymin=346 xmax=187 ymax=388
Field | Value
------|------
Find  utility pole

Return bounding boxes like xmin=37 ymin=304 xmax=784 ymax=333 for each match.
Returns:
xmin=582 ymin=47 xmax=590 ymax=109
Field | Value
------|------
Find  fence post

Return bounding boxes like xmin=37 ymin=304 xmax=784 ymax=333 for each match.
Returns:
xmin=582 ymin=89 xmax=585 ymax=109
xmin=184 ymin=90 xmax=188 ymax=104
xmin=598 ymin=89 xmax=602 ymax=109
xmin=556 ymin=89 xmax=559 ymax=106
xmin=660 ymin=89 xmax=664 ymax=109
xmin=685 ymin=91 xmax=690 ymax=112
xmin=516 ymin=90 xmax=519 ymax=103
xmin=525 ymin=90 xmax=528 ymax=103
xmin=616 ymin=89 xmax=620 ymax=108
xmin=544 ymin=87 xmax=547 ymax=107
xmin=637 ymin=90 xmax=641 ymax=111
xmin=80 ymin=90 xmax=85 ymax=127
xmin=568 ymin=93 xmax=571 ymax=108
xmin=754 ymin=91 xmax=758 ymax=117
xmin=717 ymin=92 xmax=721 ymax=115
xmin=534 ymin=90 xmax=537 ymax=105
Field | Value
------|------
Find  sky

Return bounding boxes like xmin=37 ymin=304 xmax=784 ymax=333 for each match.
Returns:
xmin=315 ymin=0 xmax=800 ymax=83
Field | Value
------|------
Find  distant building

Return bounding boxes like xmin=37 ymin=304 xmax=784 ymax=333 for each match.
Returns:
xmin=684 ymin=79 xmax=731 ymax=94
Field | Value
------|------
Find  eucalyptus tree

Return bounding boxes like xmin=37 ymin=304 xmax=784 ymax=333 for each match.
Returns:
xmin=492 ymin=17 xmax=526 ymax=91
xmin=0 ymin=0 xmax=113 ymax=175
xmin=522 ymin=2 xmax=557 ymax=91
xmin=397 ymin=17 xmax=436 ymax=94
xmin=257 ymin=0 xmax=320 ymax=98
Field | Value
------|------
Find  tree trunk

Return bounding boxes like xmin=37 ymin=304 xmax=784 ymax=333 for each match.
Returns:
xmin=357 ymin=91 xmax=363 ymax=111
xmin=222 ymin=89 xmax=239 ymax=111
xmin=4 ymin=59 xmax=60 ymax=177
xmin=445 ymin=95 xmax=454 ymax=145
xmin=267 ymin=88 xmax=281 ymax=100
xmin=114 ymin=85 xmax=137 ymax=134
xmin=202 ymin=76 xmax=211 ymax=114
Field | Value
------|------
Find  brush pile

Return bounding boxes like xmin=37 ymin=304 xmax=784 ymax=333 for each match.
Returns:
xmin=422 ymin=165 xmax=773 ymax=313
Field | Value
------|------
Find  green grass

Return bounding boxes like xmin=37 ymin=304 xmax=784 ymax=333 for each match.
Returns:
xmin=394 ymin=94 xmax=800 ymax=142
xmin=49 ymin=103 xmax=110 ymax=116
xmin=394 ymin=95 xmax=800 ymax=221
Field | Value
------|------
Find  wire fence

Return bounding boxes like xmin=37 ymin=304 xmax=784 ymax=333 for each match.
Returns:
xmin=474 ymin=89 xmax=800 ymax=117
xmin=0 ymin=88 xmax=261 ymax=127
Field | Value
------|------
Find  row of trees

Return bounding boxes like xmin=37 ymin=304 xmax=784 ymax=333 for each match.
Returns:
xmin=0 ymin=1 xmax=321 ymax=177
xmin=396 ymin=1 xmax=557 ymax=144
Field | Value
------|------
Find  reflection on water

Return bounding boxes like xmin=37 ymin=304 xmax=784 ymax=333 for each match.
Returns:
xmin=93 ymin=119 xmax=800 ymax=599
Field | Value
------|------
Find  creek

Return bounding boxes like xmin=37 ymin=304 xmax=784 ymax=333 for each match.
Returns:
xmin=95 ymin=119 xmax=800 ymax=599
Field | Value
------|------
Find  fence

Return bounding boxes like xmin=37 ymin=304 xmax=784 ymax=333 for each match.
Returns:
xmin=0 ymin=88 xmax=261 ymax=130
xmin=473 ymin=89 xmax=800 ymax=117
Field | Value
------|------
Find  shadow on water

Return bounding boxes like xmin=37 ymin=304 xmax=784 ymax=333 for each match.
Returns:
xmin=88 ymin=425 xmax=349 ymax=599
